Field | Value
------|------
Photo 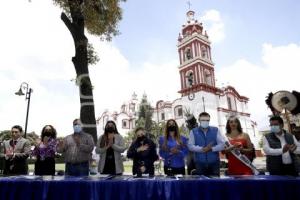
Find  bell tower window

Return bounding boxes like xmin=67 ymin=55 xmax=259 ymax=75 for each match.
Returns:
xmin=186 ymin=71 xmax=194 ymax=87
xmin=201 ymin=46 xmax=207 ymax=59
xmin=204 ymin=70 xmax=212 ymax=86
xmin=185 ymin=48 xmax=192 ymax=60
xmin=178 ymin=10 xmax=217 ymax=96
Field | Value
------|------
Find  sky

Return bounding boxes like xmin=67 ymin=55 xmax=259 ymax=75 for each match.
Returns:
xmin=0 ymin=0 xmax=300 ymax=136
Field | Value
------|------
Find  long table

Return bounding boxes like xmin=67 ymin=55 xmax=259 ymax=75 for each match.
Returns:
xmin=0 ymin=175 xmax=300 ymax=200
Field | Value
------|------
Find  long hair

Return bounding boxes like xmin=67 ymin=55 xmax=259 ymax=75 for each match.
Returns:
xmin=41 ymin=125 xmax=57 ymax=141
xmin=226 ymin=117 xmax=243 ymax=134
xmin=100 ymin=120 xmax=118 ymax=148
xmin=133 ymin=127 xmax=145 ymax=142
xmin=163 ymin=119 xmax=182 ymax=149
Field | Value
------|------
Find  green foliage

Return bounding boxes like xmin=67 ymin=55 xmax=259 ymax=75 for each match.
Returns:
xmin=258 ymin=131 xmax=268 ymax=148
xmin=0 ymin=130 xmax=11 ymax=142
xmin=0 ymin=130 xmax=39 ymax=146
xmin=123 ymin=130 xmax=135 ymax=147
xmin=26 ymin=132 xmax=40 ymax=146
xmin=124 ymin=94 xmax=162 ymax=145
xmin=135 ymin=117 xmax=145 ymax=128
xmin=150 ymin=121 xmax=165 ymax=143
xmin=179 ymin=124 xmax=190 ymax=137
xmin=53 ymin=0 xmax=126 ymax=40
xmin=87 ymin=42 xmax=100 ymax=65
xmin=137 ymin=94 xmax=153 ymax=132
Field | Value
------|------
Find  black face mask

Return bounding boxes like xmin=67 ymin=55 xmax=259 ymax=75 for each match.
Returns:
xmin=105 ymin=127 xmax=115 ymax=133
xmin=137 ymin=135 xmax=146 ymax=142
xmin=44 ymin=131 xmax=52 ymax=137
xmin=167 ymin=125 xmax=176 ymax=132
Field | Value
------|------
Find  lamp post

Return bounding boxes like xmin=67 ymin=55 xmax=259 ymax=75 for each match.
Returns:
xmin=15 ymin=82 xmax=33 ymax=138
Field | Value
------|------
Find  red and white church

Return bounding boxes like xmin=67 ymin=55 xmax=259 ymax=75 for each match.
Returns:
xmin=97 ymin=10 xmax=260 ymax=147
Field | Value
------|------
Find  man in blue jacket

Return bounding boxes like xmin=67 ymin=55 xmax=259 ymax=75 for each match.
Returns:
xmin=188 ymin=112 xmax=226 ymax=176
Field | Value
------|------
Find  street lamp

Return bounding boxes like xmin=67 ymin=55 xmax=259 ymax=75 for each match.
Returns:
xmin=15 ymin=82 xmax=33 ymax=138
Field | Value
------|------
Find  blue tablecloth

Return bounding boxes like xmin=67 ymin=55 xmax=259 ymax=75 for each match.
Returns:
xmin=0 ymin=175 xmax=300 ymax=200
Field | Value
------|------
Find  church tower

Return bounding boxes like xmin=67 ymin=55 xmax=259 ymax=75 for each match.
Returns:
xmin=178 ymin=10 xmax=218 ymax=97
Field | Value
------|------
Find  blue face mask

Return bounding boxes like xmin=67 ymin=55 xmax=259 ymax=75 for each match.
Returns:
xmin=200 ymin=121 xmax=209 ymax=129
xmin=73 ymin=125 xmax=82 ymax=133
xmin=270 ymin=125 xmax=281 ymax=134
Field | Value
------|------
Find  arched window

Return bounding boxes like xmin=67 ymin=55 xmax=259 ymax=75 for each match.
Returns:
xmin=122 ymin=119 xmax=130 ymax=129
xmin=201 ymin=46 xmax=207 ymax=59
xmin=227 ymin=97 xmax=233 ymax=110
xmin=161 ymin=113 xmax=165 ymax=121
xmin=174 ymin=105 xmax=183 ymax=118
xmin=204 ymin=70 xmax=212 ymax=86
xmin=129 ymin=103 xmax=135 ymax=112
xmin=185 ymin=71 xmax=194 ymax=87
xmin=185 ymin=48 xmax=193 ymax=60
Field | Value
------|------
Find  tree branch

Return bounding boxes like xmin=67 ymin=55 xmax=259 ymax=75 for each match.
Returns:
xmin=61 ymin=12 xmax=74 ymax=34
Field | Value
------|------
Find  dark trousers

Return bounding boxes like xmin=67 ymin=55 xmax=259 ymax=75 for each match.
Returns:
xmin=164 ymin=166 xmax=185 ymax=175
xmin=3 ymin=159 xmax=28 ymax=175
xmin=65 ymin=161 xmax=89 ymax=176
xmin=35 ymin=157 xmax=55 ymax=176
xmin=195 ymin=162 xmax=220 ymax=176
xmin=270 ymin=164 xmax=297 ymax=176
xmin=187 ymin=152 xmax=196 ymax=175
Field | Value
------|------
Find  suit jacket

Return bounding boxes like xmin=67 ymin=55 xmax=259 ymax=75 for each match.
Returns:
xmin=0 ymin=137 xmax=31 ymax=175
xmin=96 ymin=134 xmax=127 ymax=174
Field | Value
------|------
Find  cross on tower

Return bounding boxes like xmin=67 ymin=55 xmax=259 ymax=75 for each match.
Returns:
xmin=187 ymin=1 xmax=192 ymax=10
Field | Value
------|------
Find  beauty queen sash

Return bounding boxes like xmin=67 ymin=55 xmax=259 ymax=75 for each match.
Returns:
xmin=225 ymin=141 xmax=260 ymax=175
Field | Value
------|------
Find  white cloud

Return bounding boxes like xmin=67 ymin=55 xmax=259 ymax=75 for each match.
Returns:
xmin=0 ymin=1 xmax=181 ymax=137
xmin=89 ymin=36 xmax=180 ymax=115
xmin=1 ymin=1 xmax=299 ymax=138
xmin=216 ymin=43 xmax=300 ymax=130
xmin=0 ymin=0 xmax=80 ymax=136
xmin=200 ymin=9 xmax=225 ymax=43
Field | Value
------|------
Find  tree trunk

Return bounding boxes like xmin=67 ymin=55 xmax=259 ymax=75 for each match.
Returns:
xmin=61 ymin=6 xmax=97 ymax=143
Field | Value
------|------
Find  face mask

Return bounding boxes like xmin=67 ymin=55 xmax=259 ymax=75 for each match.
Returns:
xmin=200 ymin=121 xmax=209 ymax=129
xmin=44 ymin=132 xmax=52 ymax=137
xmin=167 ymin=125 xmax=176 ymax=132
xmin=271 ymin=125 xmax=281 ymax=134
xmin=73 ymin=125 xmax=82 ymax=133
xmin=105 ymin=127 xmax=115 ymax=133
xmin=137 ymin=135 xmax=146 ymax=142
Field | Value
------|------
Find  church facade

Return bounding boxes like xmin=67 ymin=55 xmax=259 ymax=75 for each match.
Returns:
xmin=96 ymin=10 xmax=260 ymax=147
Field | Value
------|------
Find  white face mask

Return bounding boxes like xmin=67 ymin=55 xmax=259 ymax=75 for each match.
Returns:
xmin=200 ymin=121 xmax=210 ymax=129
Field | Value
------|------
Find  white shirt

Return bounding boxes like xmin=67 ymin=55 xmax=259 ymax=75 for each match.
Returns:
xmin=188 ymin=127 xmax=226 ymax=153
xmin=262 ymin=133 xmax=300 ymax=164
